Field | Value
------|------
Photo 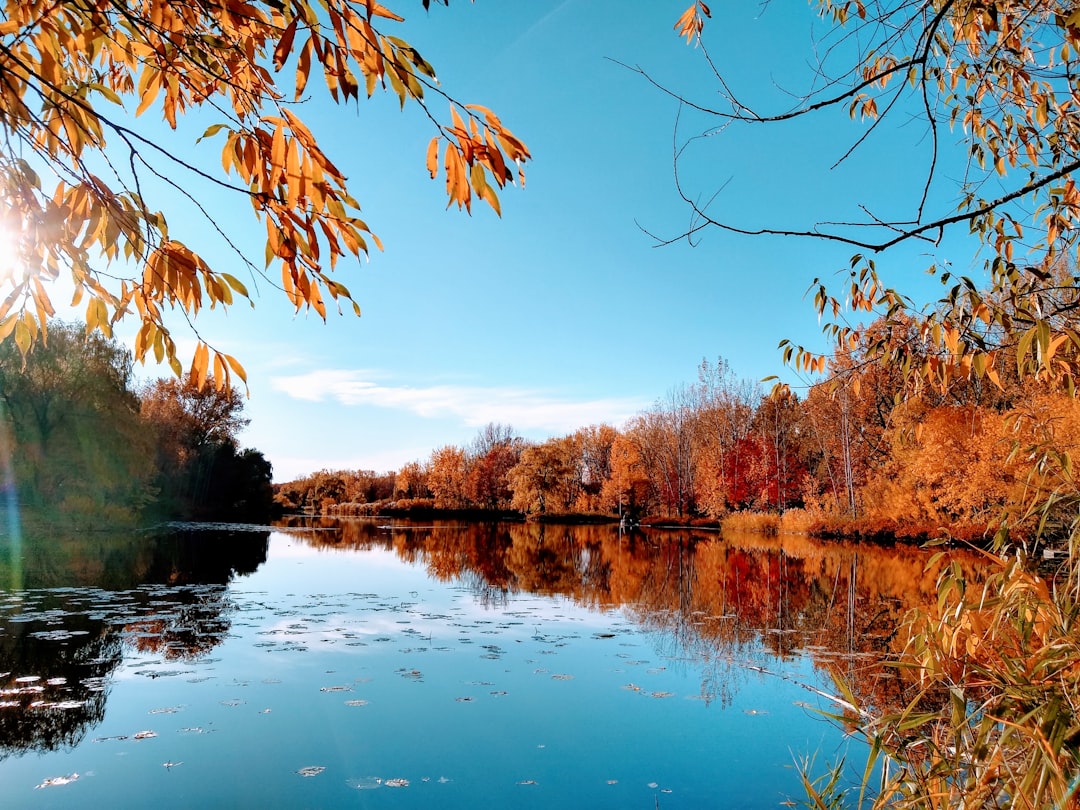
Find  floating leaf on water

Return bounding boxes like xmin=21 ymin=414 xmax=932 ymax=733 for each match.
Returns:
xmin=133 ymin=730 xmax=157 ymax=740
xmin=220 ymin=699 xmax=245 ymax=707
xmin=259 ymin=708 xmax=272 ymax=714
xmin=607 ymin=779 xmax=618 ymax=785
xmin=319 ymin=686 xmax=352 ymax=693
xmin=650 ymin=692 xmax=674 ymax=699
xmin=296 ymin=766 xmax=325 ymax=777
xmin=346 ymin=776 xmax=382 ymax=790
xmin=551 ymin=673 xmax=574 ymax=681
xmin=623 ymin=683 xmax=642 ymax=692
xmin=179 ymin=727 xmax=207 ymax=734
xmin=384 ymin=778 xmax=409 ymax=788
xmin=744 ymin=709 xmax=768 ymax=716
xmin=454 ymin=696 xmax=473 ymax=702
xmin=92 ymin=735 xmax=129 ymax=743
xmin=148 ymin=706 xmax=182 ymax=715
xmin=593 ymin=633 xmax=616 ymax=639
xmin=489 ymin=690 xmax=507 ymax=697
xmin=647 ymin=782 xmax=659 ymax=789
xmin=344 ymin=699 xmax=368 ymax=707
xmin=35 ymin=773 xmax=79 ymax=789
xmin=517 ymin=779 xmax=538 ymax=786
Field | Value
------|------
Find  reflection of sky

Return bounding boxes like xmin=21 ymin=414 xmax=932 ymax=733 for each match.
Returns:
xmin=0 ymin=533 xmax=869 ymax=809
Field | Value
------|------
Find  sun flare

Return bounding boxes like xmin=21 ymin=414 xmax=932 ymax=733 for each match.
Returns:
xmin=0 ymin=218 xmax=18 ymax=284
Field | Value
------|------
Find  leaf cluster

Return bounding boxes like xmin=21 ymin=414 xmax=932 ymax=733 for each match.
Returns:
xmin=0 ymin=0 xmax=529 ymax=386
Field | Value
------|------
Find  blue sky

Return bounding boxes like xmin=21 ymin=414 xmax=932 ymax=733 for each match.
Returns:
xmin=45 ymin=2 xmax=990 ymax=481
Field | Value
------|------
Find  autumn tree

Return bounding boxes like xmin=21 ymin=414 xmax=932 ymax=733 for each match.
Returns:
xmin=629 ymin=387 xmax=698 ymax=518
xmin=573 ymin=424 xmax=618 ymax=512
xmin=688 ymin=357 xmax=757 ymax=517
xmin=747 ymin=392 xmax=807 ymax=512
xmin=141 ymin=373 xmax=248 ymax=460
xmin=464 ymin=423 xmax=522 ymax=511
xmin=141 ymin=373 xmax=271 ymax=520
xmin=509 ymin=436 xmax=581 ymax=515
xmin=0 ymin=0 xmax=529 ymax=384
xmin=393 ymin=460 xmax=430 ymax=501
xmin=667 ymin=2 xmax=1080 ymax=398
xmin=466 ymin=442 xmax=521 ymax=511
xmin=665 ymin=3 xmax=1080 ymax=804
xmin=340 ymin=469 xmax=395 ymax=504
xmin=427 ymin=445 xmax=468 ymax=510
xmin=600 ymin=430 xmax=653 ymax=519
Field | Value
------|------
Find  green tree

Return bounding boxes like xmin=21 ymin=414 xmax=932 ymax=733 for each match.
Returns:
xmin=0 ymin=0 xmax=529 ymax=384
xmin=0 ymin=321 xmax=155 ymax=524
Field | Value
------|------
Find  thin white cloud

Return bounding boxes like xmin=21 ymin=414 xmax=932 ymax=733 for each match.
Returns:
xmin=270 ymin=369 xmax=645 ymax=433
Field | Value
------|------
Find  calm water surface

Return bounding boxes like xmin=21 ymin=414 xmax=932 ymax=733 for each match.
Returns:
xmin=0 ymin=519 xmax=976 ymax=808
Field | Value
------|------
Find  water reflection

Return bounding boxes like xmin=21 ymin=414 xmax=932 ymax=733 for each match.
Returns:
xmin=280 ymin=517 xmax=982 ymax=713
xmin=0 ymin=527 xmax=268 ymax=758
xmin=0 ymin=518 xmax=983 ymax=774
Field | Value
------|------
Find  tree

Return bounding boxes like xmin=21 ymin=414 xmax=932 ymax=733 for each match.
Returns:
xmin=466 ymin=442 xmax=521 ymax=511
xmin=689 ymin=358 xmax=757 ymax=517
xmin=140 ymin=373 xmax=269 ymax=519
xmin=665 ymin=2 xmax=1080 ymax=395
xmin=574 ymin=424 xmax=618 ymax=512
xmin=393 ymin=460 xmax=430 ymax=500
xmin=0 ymin=321 xmax=154 ymax=522
xmin=600 ymin=432 xmax=651 ymax=519
xmin=662 ymin=4 xmax=1080 ymax=804
xmin=427 ymin=444 xmax=468 ymax=509
xmin=0 ymin=1 xmax=529 ymax=385
xmin=141 ymin=373 xmax=249 ymax=458
xmin=509 ymin=436 xmax=580 ymax=515
xmin=631 ymin=387 xmax=698 ymax=518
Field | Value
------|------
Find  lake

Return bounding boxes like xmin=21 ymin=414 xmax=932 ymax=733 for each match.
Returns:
xmin=0 ymin=519 xmax=976 ymax=808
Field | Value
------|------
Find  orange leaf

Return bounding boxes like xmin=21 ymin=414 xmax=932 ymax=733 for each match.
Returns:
xmin=426 ymin=136 xmax=439 ymax=179
xmin=273 ymin=18 xmax=299 ymax=71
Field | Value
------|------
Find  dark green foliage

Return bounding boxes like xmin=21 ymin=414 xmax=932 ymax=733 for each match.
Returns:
xmin=140 ymin=374 xmax=273 ymax=523
xmin=0 ymin=321 xmax=155 ymax=526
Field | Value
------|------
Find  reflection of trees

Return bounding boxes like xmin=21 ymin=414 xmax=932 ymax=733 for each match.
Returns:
xmin=283 ymin=517 xmax=985 ymax=714
xmin=0 ymin=528 xmax=269 ymax=757
xmin=0 ymin=598 xmax=120 ymax=758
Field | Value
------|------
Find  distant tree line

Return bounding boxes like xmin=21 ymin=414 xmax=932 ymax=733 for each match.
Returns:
xmin=278 ymin=314 xmax=1076 ymax=540
xmin=0 ymin=321 xmax=273 ymax=529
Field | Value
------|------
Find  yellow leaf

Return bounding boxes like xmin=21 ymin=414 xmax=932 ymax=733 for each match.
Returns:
xmin=224 ymin=353 xmax=248 ymax=386
xmin=13 ymin=319 xmax=30 ymax=359
xmin=426 ymin=136 xmax=439 ymax=179
xmin=193 ymin=341 xmax=209 ymax=390
xmin=135 ymin=72 xmax=161 ymax=117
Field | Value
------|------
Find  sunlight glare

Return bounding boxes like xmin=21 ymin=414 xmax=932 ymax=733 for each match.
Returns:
xmin=0 ymin=217 xmax=19 ymax=284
